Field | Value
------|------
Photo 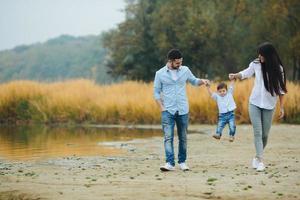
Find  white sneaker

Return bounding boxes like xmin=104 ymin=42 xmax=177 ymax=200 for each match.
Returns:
xmin=160 ymin=163 xmax=175 ymax=171
xmin=252 ymin=158 xmax=259 ymax=169
xmin=256 ymin=162 xmax=265 ymax=172
xmin=179 ymin=163 xmax=190 ymax=171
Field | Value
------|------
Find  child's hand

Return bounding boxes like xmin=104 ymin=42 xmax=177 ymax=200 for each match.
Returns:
xmin=206 ymin=81 xmax=211 ymax=87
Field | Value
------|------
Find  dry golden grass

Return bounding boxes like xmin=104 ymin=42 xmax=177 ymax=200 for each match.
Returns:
xmin=0 ymin=79 xmax=299 ymax=124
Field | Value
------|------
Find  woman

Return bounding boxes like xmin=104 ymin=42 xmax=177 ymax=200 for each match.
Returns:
xmin=229 ymin=42 xmax=287 ymax=172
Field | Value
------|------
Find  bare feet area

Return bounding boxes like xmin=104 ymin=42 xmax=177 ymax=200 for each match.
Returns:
xmin=0 ymin=125 xmax=299 ymax=200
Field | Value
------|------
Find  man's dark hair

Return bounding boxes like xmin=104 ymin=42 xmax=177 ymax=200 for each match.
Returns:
xmin=217 ymin=82 xmax=227 ymax=90
xmin=167 ymin=49 xmax=182 ymax=60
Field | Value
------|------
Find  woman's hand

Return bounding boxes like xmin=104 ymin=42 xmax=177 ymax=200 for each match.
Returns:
xmin=229 ymin=73 xmax=237 ymax=80
xmin=279 ymin=107 xmax=284 ymax=119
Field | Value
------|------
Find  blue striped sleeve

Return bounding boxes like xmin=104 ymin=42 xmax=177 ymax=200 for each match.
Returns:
xmin=187 ymin=68 xmax=201 ymax=86
xmin=153 ymin=72 xmax=162 ymax=100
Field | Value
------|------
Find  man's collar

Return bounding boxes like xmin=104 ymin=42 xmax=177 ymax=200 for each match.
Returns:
xmin=165 ymin=65 xmax=182 ymax=72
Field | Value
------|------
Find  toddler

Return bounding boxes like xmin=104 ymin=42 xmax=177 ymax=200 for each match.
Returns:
xmin=206 ymin=80 xmax=237 ymax=142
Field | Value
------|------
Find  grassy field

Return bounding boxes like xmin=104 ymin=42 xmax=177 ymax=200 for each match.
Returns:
xmin=0 ymin=79 xmax=299 ymax=124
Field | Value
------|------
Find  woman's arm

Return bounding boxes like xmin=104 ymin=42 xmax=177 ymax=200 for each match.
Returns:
xmin=229 ymin=62 xmax=255 ymax=80
xmin=279 ymin=95 xmax=285 ymax=119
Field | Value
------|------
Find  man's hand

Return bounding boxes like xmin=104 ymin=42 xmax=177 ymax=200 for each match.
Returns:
xmin=155 ymin=99 xmax=166 ymax=112
xmin=200 ymin=79 xmax=210 ymax=86
xmin=205 ymin=80 xmax=211 ymax=87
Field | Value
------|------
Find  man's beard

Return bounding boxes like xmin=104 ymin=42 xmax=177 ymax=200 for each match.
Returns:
xmin=171 ymin=65 xmax=180 ymax=70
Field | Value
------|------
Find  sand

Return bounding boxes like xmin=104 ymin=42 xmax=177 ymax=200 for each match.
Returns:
xmin=0 ymin=124 xmax=299 ymax=200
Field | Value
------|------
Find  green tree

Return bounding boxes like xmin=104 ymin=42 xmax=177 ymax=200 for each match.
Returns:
xmin=103 ymin=0 xmax=300 ymax=81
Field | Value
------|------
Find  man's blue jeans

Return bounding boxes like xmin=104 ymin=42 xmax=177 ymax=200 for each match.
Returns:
xmin=216 ymin=111 xmax=236 ymax=136
xmin=161 ymin=111 xmax=189 ymax=166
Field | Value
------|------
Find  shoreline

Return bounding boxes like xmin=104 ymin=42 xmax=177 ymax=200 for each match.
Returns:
xmin=0 ymin=124 xmax=299 ymax=200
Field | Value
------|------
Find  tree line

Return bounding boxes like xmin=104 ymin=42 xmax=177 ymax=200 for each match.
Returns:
xmin=103 ymin=0 xmax=300 ymax=82
xmin=0 ymin=35 xmax=113 ymax=83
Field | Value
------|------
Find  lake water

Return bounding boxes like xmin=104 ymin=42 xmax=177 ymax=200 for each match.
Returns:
xmin=0 ymin=125 xmax=162 ymax=161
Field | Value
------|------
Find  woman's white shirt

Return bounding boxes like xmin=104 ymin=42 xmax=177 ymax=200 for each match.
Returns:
xmin=239 ymin=61 xmax=283 ymax=110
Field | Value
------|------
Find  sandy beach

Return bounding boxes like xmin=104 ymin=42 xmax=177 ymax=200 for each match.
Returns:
xmin=0 ymin=124 xmax=299 ymax=200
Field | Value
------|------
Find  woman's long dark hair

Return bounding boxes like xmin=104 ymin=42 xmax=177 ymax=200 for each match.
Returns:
xmin=258 ymin=42 xmax=287 ymax=96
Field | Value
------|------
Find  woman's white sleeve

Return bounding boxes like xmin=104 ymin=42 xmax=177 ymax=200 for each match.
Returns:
xmin=239 ymin=62 xmax=255 ymax=79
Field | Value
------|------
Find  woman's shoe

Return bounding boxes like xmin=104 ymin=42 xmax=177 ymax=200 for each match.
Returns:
xmin=252 ymin=158 xmax=259 ymax=169
xmin=256 ymin=162 xmax=265 ymax=172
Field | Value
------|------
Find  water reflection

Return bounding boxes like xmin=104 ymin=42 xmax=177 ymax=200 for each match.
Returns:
xmin=0 ymin=125 xmax=161 ymax=160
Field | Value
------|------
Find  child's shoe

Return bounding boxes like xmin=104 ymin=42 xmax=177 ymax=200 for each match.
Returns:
xmin=229 ymin=136 xmax=235 ymax=142
xmin=212 ymin=134 xmax=221 ymax=140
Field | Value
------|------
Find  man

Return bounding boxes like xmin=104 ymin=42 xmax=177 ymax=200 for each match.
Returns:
xmin=153 ymin=49 xmax=209 ymax=171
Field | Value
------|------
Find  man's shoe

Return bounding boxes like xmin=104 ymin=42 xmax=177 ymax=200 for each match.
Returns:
xmin=160 ymin=163 xmax=175 ymax=171
xmin=179 ymin=163 xmax=190 ymax=171
xmin=212 ymin=134 xmax=221 ymax=140
xmin=252 ymin=157 xmax=259 ymax=169
xmin=229 ymin=136 xmax=235 ymax=142
xmin=256 ymin=162 xmax=265 ymax=172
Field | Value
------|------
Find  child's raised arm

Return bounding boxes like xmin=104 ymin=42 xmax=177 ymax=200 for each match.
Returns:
xmin=205 ymin=81 xmax=213 ymax=96
xmin=228 ymin=79 xmax=235 ymax=93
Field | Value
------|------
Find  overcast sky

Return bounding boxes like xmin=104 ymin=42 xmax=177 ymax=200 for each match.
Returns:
xmin=0 ymin=0 xmax=126 ymax=51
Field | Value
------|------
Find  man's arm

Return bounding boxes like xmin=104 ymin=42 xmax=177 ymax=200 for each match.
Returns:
xmin=187 ymin=68 xmax=209 ymax=86
xmin=155 ymin=99 xmax=165 ymax=112
xmin=153 ymin=72 xmax=165 ymax=111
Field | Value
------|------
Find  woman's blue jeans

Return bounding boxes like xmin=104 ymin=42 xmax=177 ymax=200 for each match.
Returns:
xmin=161 ymin=111 xmax=189 ymax=166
